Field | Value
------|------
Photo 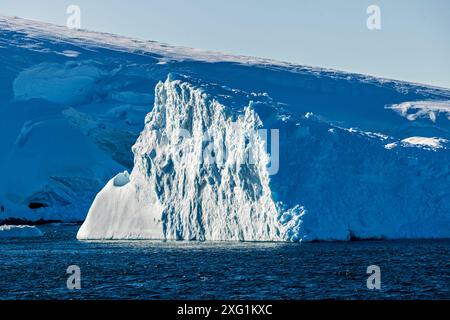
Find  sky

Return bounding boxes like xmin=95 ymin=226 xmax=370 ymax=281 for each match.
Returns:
xmin=1 ymin=0 xmax=449 ymax=89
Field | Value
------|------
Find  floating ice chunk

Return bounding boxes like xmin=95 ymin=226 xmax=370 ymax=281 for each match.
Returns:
xmin=0 ymin=225 xmax=43 ymax=238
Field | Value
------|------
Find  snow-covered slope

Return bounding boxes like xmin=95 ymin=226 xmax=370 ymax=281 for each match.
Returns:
xmin=1 ymin=16 xmax=449 ymax=241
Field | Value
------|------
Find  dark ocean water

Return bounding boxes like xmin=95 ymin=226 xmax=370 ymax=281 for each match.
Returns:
xmin=0 ymin=225 xmax=449 ymax=300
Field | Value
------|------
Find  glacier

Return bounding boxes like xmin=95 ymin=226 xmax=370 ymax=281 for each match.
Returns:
xmin=1 ymin=15 xmax=450 ymax=241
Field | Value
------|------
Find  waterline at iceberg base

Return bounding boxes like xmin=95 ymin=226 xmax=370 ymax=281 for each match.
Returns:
xmin=77 ymin=75 xmax=450 ymax=242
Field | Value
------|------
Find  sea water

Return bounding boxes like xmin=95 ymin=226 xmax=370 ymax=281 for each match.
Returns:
xmin=0 ymin=225 xmax=449 ymax=300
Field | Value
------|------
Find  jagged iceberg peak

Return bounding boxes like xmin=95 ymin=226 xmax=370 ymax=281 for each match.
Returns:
xmin=77 ymin=75 xmax=293 ymax=241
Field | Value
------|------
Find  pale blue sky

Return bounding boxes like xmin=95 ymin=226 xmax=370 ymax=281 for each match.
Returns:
xmin=1 ymin=0 xmax=449 ymax=88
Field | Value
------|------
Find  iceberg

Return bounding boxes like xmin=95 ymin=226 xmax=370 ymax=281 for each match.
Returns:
xmin=78 ymin=77 xmax=287 ymax=241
